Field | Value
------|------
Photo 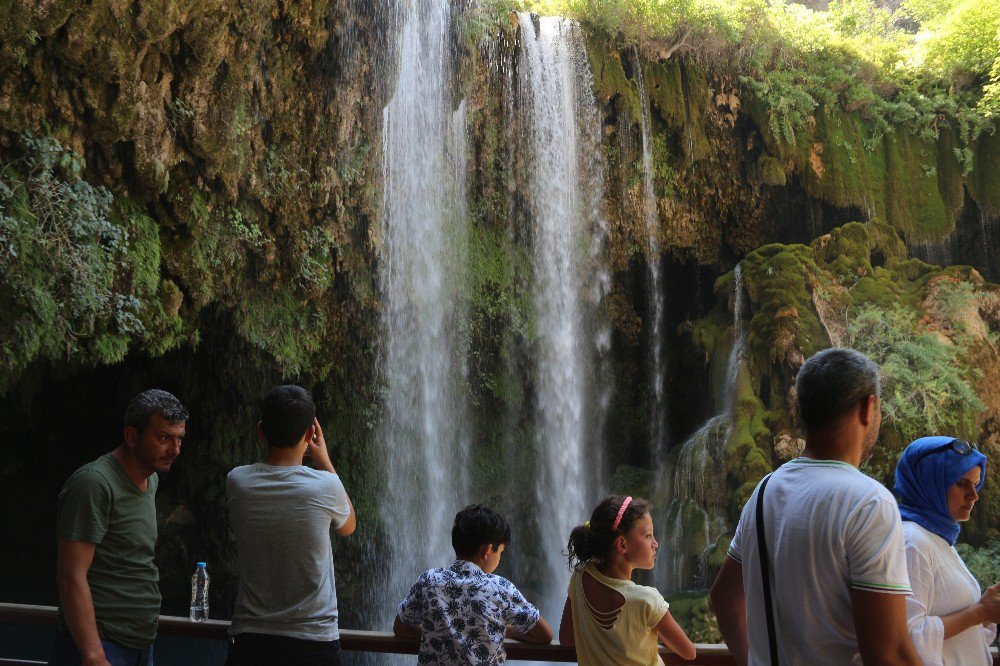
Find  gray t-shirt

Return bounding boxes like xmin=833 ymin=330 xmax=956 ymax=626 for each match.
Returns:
xmin=227 ymin=463 xmax=351 ymax=641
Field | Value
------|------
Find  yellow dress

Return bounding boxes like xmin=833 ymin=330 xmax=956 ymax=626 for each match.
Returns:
xmin=568 ymin=565 xmax=670 ymax=665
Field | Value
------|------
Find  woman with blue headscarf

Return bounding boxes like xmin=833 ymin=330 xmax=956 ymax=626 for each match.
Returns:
xmin=895 ymin=436 xmax=1000 ymax=665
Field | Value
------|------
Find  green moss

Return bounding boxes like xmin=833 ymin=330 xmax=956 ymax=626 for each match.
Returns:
xmin=726 ymin=370 xmax=773 ymax=509
xmin=680 ymin=62 xmax=712 ymax=162
xmin=465 ymin=217 xmax=534 ymax=402
xmin=935 ymin=125 xmax=965 ymax=222
xmin=583 ymin=37 xmax=638 ymax=120
xmin=234 ymin=287 xmax=326 ymax=375
xmin=742 ymin=245 xmax=827 ymax=360
xmin=644 ymin=58 xmax=685 ymax=129
xmin=883 ymin=130 xmax=950 ymax=242
xmin=968 ymin=127 xmax=1000 ymax=218
xmin=608 ymin=464 xmax=654 ymax=499
xmin=756 ymin=154 xmax=786 ymax=186
xmin=116 ymin=200 xmax=188 ymax=355
xmin=799 ymin=107 xmax=887 ymax=217
xmin=664 ymin=590 xmax=721 ymax=643
xmin=848 ymin=275 xmax=906 ymax=309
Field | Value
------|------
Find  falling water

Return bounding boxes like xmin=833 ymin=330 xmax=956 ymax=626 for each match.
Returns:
xmin=517 ymin=12 xmax=610 ymax=621
xmin=635 ymin=52 xmax=668 ymax=462
xmin=722 ymin=263 xmax=746 ymax=414
xmin=377 ymin=0 xmax=470 ymax=634
xmin=658 ymin=263 xmax=745 ymax=592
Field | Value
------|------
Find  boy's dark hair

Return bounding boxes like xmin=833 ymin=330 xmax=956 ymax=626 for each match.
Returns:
xmin=796 ymin=347 xmax=880 ymax=432
xmin=124 ymin=389 xmax=188 ymax=432
xmin=261 ymin=385 xmax=315 ymax=448
xmin=452 ymin=505 xmax=511 ymax=559
xmin=566 ymin=495 xmax=649 ymax=571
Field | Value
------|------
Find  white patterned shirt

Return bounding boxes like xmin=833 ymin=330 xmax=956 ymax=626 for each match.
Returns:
xmin=397 ymin=560 xmax=540 ymax=665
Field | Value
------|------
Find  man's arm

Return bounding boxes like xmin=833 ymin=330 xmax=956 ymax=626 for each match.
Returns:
xmin=507 ymin=616 xmax=553 ymax=644
xmin=309 ymin=418 xmax=357 ymax=536
xmin=709 ymin=556 xmax=748 ymax=666
xmin=333 ymin=495 xmax=357 ymax=537
xmin=851 ymin=589 xmax=921 ymax=665
xmin=56 ymin=540 xmax=110 ymax=666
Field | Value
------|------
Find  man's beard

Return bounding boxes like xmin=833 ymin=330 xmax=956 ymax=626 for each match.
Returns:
xmin=860 ymin=427 xmax=879 ymax=464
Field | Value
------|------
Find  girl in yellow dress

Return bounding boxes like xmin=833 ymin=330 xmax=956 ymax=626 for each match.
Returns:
xmin=559 ymin=495 xmax=697 ymax=664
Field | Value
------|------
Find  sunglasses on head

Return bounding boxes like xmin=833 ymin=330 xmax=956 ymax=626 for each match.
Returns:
xmin=911 ymin=439 xmax=978 ymax=466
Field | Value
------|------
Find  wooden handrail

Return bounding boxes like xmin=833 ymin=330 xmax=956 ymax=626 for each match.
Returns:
xmin=2 ymin=602 xmax=997 ymax=664
xmin=0 ymin=602 xmax=729 ymax=663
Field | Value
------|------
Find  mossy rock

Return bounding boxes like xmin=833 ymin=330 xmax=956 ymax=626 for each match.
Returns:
xmin=755 ymin=154 xmax=786 ymax=186
xmin=935 ymin=125 xmax=965 ymax=222
xmin=795 ymin=106 xmax=887 ymax=217
xmin=584 ymin=36 xmax=640 ymax=123
xmin=644 ymin=58 xmax=685 ymax=130
xmin=742 ymin=245 xmax=827 ymax=360
xmin=679 ymin=62 xmax=712 ymax=162
xmin=884 ymin=130 xmax=950 ymax=243
xmin=969 ymin=127 xmax=1000 ymax=219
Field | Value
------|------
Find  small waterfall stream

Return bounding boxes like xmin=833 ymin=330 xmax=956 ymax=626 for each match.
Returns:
xmin=658 ymin=263 xmax=745 ymax=592
xmin=517 ymin=12 xmax=610 ymax=621
xmin=635 ymin=53 xmax=668 ymax=463
xmin=377 ymin=0 xmax=470 ymax=635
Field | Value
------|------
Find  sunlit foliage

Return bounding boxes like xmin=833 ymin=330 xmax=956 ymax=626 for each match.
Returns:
xmin=518 ymin=0 xmax=1000 ymax=135
xmin=846 ymin=295 xmax=984 ymax=447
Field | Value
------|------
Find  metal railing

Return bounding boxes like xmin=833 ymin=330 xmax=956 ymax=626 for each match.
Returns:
xmin=2 ymin=602 xmax=997 ymax=665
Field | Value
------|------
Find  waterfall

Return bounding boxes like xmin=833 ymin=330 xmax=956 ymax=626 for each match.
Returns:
xmin=662 ymin=416 xmax=732 ymax=591
xmin=635 ymin=51 xmax=668 ymax=463
xmin=657 ymin=263 xmax=745 ymax=592
xmin=517 ymin=12 xmax=610 ymax=621
xmin=722 ymin=263 xmax=745 ymax=414
xmin=377 ymin=0 xmax=470 ymax=635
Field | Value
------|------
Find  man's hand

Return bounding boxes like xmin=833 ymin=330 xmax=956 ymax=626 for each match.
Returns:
xmin=306 ymin=418 xmax=336 ymax=473
xmin=81 ymin=652 xmax=112 ymax=666
xmin=57 ymin=540 xmax=111 ymax=666
xmin=307 ymin=417 xmax=358 ymax=536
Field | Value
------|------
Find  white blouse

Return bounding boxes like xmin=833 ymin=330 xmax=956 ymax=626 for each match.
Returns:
xmin=902 ymin=521 xmax=997 ymax=666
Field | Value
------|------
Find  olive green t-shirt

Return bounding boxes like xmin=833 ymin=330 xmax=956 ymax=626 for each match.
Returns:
xmin=57 ymin=452 xmax=160 ymax=648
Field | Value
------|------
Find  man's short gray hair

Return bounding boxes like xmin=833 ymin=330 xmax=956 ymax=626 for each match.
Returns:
xmin=796 ymin=348 xmax=880 ymax=432
xmin=124 ymin=389 xmax=189 ymax=432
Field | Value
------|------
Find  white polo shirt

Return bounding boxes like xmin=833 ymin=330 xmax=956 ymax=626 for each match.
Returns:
xmin=728 ymin=458 xmax=911 ymax=665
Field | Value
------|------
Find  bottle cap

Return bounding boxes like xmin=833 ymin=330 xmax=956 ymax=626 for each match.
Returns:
xmin=197 ymin=562 xmax=206 ymax=568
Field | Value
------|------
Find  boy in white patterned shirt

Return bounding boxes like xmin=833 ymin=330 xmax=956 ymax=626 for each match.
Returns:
xmin=394 ymin=505 xmax=553 ymax=665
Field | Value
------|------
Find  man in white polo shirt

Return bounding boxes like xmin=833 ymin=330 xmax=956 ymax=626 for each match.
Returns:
xmin=710 ymin=348 xmax=920 ymax=665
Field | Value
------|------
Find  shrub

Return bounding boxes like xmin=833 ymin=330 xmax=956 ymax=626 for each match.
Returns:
xmin=0 ymin=134 xmax=143 ymax=389
xmin=846 ymin=301 xmax=983 ymax=452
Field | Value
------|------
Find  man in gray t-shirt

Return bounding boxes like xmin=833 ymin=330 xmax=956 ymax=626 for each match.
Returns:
xmin=226 ymin=385 xmax=356 ymax=666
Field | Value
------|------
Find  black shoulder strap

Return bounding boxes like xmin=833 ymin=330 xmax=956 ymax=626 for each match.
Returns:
xmin=755 ymin=472 xmax=779 ymax=666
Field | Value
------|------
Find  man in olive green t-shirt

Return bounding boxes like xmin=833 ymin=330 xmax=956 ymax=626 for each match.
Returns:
xmin=50 ymin=389 xmax=188 ymax=666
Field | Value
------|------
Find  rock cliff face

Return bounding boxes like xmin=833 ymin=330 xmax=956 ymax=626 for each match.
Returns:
xmin=1 ymin=2 xmax=998 ymax=622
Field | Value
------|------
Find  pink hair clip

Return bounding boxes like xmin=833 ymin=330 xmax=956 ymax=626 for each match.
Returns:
xmin=612 ymin=496 xmax=633 ymax=531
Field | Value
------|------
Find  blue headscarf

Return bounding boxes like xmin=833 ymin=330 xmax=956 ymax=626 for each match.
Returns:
xmin=894 ymin=436 xmax=987 ymax=546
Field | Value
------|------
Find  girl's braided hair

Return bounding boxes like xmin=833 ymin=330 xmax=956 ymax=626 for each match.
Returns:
xmin=566 ymin=495 xmax=649 ymax=571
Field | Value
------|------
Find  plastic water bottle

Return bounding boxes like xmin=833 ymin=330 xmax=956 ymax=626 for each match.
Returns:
xmin=189 ymin=562 xmax=209 ymax=621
